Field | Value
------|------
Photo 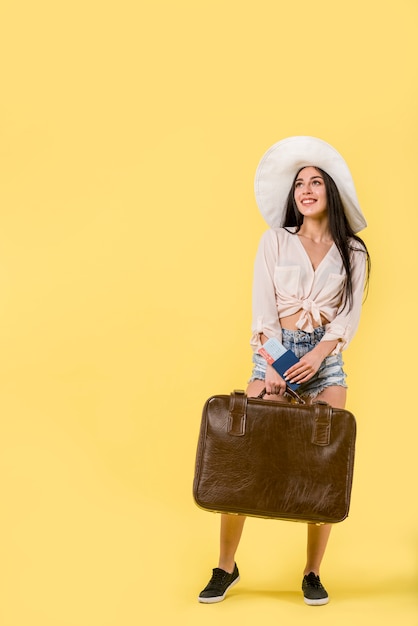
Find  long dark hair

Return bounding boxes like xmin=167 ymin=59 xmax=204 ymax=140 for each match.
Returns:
xmin=282 ymin=166 xmax=370 ymax=311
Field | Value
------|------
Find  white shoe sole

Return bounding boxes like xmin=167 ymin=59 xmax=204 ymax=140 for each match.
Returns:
xmin=303 ymin=595 xmax=329 ymax=606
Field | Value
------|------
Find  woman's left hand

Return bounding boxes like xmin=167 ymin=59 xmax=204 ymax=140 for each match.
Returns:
xmin=283 ymin=350 xmax=323 ymax=385
xmin=283 ymin=339 xmax=339 ymax=384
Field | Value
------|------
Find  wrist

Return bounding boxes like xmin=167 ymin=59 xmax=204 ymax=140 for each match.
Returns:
xmin=314 ymin=339 xmax=338 ymax=359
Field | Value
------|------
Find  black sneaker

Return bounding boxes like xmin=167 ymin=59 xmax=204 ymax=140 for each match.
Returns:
xmin=198 ymin=564 xmax=240 ymax=603
xmin=302 ymin=572 xmax=329 ymax=606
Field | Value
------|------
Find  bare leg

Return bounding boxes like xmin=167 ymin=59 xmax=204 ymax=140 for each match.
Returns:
xmin=218 ymin=514 xmax=246 ymax=573
xmin=303 ymin=385 xmax=346 ymax=576
xmin=304 ymin=523 xmax=332 ymax=575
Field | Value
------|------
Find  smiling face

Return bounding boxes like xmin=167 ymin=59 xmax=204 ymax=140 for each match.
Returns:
xmin=293 ymin=166 xmax=328 ymax=220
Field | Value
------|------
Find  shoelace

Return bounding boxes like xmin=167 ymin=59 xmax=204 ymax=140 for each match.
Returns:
xmin=304 ymin=573 xmax=323 ymax=588
xmin=208 ymin=568 xmax=229 ymax=588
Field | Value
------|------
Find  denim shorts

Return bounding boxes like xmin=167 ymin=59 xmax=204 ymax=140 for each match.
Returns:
xmin=249 ymin=327 xmax=347 ymax=399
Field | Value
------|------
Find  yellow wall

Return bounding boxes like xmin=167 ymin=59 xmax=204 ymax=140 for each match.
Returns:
xmin=0 ymin=1 xmax=417 ymax=624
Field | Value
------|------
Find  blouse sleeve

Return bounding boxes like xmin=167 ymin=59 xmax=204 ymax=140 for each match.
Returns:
xmin=250 ymin=229 xmax=283 ymax=352
xmin=321 ymin=244 xmax=367 ymax=354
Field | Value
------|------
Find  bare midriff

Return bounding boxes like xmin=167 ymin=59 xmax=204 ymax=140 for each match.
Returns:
xmin=279 ymin=310 xmax=329 ymax=330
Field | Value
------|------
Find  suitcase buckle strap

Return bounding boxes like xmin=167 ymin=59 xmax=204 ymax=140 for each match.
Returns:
xmin=312 ymin=402 xmax=332 ymax=446
xmin=227 ymin=390 xmax=247 ymax=436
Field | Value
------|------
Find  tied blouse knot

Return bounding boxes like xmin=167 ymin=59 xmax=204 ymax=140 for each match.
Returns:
xmin=297 ymin=298 xmax=322 ymax=332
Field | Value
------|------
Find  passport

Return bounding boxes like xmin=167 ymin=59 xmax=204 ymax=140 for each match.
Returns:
xmin=258 ymin=337 xmax=301 ymax=391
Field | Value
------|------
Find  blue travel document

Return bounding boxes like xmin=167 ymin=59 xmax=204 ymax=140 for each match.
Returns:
xmin=258 ymin=337 xmax=301 ymax=391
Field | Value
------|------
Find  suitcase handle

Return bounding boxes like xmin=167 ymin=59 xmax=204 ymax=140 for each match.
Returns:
xmin=257 ymin=386 xmax=306 ymax=404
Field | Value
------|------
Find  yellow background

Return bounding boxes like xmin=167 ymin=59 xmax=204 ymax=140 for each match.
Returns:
xmin=0 ymin=1 xmax=417 ymax=624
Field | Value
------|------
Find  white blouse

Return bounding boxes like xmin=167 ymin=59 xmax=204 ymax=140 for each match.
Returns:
xmin=251 ymin=227 xmax=367 ymax=355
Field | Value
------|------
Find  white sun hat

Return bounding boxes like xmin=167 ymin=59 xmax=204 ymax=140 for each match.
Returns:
xmin=254 ymin=136 xmax=367 ymax=233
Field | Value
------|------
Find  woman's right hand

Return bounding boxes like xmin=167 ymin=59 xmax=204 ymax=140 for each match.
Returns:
xmin=265 ymin=364 xmax=287 ymax=396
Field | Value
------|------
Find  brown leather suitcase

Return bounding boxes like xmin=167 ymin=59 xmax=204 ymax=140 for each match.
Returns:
xmin=193 ymin=390 xmax=356 ymax=524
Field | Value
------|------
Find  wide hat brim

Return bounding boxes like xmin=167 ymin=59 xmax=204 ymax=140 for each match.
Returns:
xmin=254 ymin=136 xmax=367 ymax=233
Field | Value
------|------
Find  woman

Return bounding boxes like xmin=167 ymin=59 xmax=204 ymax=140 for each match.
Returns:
xmin=198 ymin=136 xmax=370 ymax=606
